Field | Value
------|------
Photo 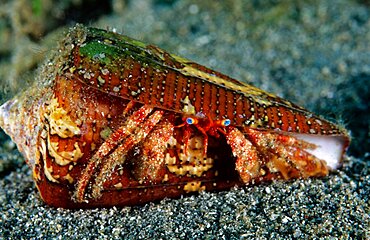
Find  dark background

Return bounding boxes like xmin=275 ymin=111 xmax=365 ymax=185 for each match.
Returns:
xmin=0 ymin=0 xmax=369 ymax=239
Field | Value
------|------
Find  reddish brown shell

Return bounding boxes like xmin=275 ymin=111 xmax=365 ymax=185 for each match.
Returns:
xmin=0 ymin=25 xmax=350 ymax=208
xmin=73 ymin=27 xmax=345 ymax=136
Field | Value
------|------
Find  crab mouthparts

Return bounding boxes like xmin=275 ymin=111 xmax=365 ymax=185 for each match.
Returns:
xmin=291 ymin=133 xmax=349 ymax=170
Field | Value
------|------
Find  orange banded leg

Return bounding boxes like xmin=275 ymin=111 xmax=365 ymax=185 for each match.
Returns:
xmin=91 ymin=110 xmax=164 ymax=199
xmin=243 ymin=128 xmax=328 ymax=180
xmin=224 ymin=126 xmax=329 ymax=183
xmin=132 ymin=118 xmax=174 ymax=183
xmin=225 ymin=127 xmax=261 ymax=183
xmin=73 ymin=104 xmax=154 ymax=202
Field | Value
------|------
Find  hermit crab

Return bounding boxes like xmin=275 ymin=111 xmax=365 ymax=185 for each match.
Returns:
xmin=0 ymin=25 xmax=350 ymax=208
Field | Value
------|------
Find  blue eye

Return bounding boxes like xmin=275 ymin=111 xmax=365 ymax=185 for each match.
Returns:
xmin=223 ymin=119 xmax=231 ymax=126
xmin=186 ymin=117 xmax=195 ymax=125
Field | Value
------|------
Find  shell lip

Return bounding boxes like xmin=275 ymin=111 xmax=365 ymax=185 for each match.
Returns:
xmin=290 ymin=132 xmax=350 ymax=170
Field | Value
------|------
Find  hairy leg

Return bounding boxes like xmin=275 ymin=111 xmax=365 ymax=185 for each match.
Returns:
xmin=132 ymin=118 xmax=174 ymax=183
xmin=73 ymin=105 xmax=154 ymax=203
xmin=225 ymin=127 xmax=261 ymax=183
xmin=91 ymin=110 xmax=164 ymax=199
xmin=224 ymin=127 xmax=329 ymax=184
xmin=244 ymin=128 xmax=328 ymax=179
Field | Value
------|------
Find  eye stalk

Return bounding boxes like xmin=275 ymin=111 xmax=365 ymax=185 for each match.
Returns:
xmin=185 ymin=117 xmax=230 ymax=127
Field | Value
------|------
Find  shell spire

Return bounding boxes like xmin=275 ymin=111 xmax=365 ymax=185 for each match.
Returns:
xmin=0 ymin=85 xmax=46 ymax=168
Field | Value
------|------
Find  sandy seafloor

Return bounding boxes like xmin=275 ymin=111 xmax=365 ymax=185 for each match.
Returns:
xmin=0 ymin=0 xmax=369 ymax=239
